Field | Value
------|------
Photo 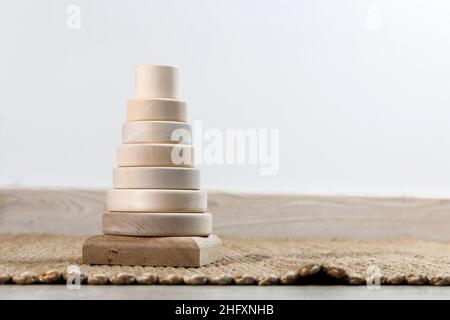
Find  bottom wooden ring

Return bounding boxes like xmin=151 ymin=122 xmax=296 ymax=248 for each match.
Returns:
xmin=102 ymin=212 xmax=212 ymax=237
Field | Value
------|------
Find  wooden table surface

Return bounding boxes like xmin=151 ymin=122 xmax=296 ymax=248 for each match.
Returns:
xmin=2 ymin=187 xmax=450 ymax=240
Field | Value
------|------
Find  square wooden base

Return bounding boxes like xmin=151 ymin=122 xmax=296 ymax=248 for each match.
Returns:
xmin=82 ymin=234 xmax=222 ymax=267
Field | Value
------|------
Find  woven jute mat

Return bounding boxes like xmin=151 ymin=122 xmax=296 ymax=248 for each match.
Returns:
xmin=1 ymin=234 xmax=450 ymax=285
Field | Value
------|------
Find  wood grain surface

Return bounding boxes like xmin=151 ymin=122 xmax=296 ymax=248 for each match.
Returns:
xmin=1 ymin=187 xmax=450 ymax=240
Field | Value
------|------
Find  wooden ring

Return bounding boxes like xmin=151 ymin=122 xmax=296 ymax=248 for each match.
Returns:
xmin=102 ymin=212 xmax=212 ymax=237
xmin=113 ymin=167 xmax=200 ymax=189
xmin=123 ymin=121 xmax=191 ymax=144
xmin=107 ymin=189 xmax=207 ymax=212
xmin=127 ymin=98 xmax=187 ymax=122
xmin=117 ymin=143 xmax=194 ymax=167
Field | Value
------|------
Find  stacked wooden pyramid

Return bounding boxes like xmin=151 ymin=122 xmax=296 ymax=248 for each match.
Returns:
xmin=82 ymin=65 xmax=222 ymax=267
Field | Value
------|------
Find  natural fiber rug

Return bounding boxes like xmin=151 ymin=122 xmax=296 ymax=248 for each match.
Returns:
xmin=1 ymin=234 xmax=450 ymax=285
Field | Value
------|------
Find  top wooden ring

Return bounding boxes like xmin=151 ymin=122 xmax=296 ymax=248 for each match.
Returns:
xmin=135 ymin=64 xmax=178 ymax=99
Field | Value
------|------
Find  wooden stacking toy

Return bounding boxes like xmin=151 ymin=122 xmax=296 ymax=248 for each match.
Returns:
xmin=82 ymin=65 xmax=222 ymax=267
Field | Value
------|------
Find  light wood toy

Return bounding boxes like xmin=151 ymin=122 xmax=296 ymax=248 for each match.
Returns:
xmin=103 ymin=212 xmax=212 ymax=236
xmin=113 ymin=167 xmax=200 ymax=189
xmin=117 ymin=143 xmax=195 ymax=167
xmin=82 ymin=65 xmax=222 ymax=267
xmin=106 ymin=189 xmax=207 ymax=212
xmin=122 ymin=121 xmax=192 ymax=144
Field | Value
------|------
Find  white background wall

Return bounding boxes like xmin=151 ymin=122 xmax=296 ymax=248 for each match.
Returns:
xmin=1 ymin=0 xmax=450 ymax=195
